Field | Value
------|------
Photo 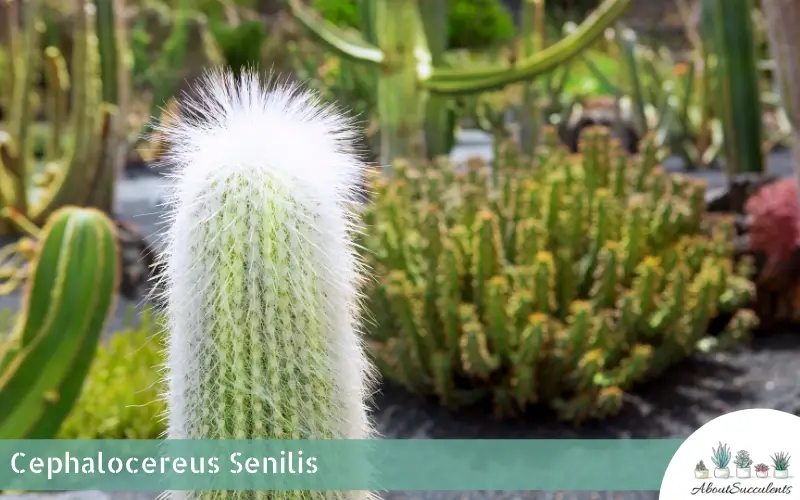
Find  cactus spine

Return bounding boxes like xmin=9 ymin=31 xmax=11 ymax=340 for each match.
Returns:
xmin=157 ymin=70 xmax=375 ymax=499
xmin=0 ymin=207 xmax=120 ymax=438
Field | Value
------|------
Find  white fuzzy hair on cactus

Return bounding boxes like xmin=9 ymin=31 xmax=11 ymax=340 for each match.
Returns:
xmin=153 ymin=68 xmax=378 ymax=499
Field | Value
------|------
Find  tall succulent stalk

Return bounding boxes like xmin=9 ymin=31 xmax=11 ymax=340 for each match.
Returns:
xmin=0 ymin=0 xmax=127 ymax=234
xmin=156 ymin=70 xmax=375 ymax=499
xmin=702 ymin=0 xmax=765 ymax=179
xmin=289 ymin=0 xmax=631 ymax=165
xmin=761 ymin=0 xmax=800 ymax=204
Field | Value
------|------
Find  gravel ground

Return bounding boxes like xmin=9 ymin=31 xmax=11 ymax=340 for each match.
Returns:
xmin=3 ymin=131 xmax=799 ymax=500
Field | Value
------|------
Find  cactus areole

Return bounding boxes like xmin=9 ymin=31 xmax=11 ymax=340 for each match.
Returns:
xmin=156 ymin=69 xmax=375 ymax=497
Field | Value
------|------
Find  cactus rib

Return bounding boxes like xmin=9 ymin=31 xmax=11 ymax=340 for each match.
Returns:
xmin=0 ymin=207 xmax=120 ymax=438
xmin=157 ymin=69 xmax=376 ymax=498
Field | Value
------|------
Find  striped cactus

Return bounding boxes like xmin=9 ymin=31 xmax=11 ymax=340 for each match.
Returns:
xmin=156 ymin=69 xmax=375 ymax=499
xmin=0 ymin=207 xmax=120 ymax=438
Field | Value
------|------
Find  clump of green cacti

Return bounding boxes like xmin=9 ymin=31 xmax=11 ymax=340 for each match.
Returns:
xmin=0 ymin=206 xmax=120 ymax=438
xmin=0 ymin=0 xmax=128 ymax=235
xmin=360 ymin=126 xmax=758 ymax=423
xmin=156 ymin=69 xmax=375 ymax=498
xmin=289 ymin=0 xmax=632 ymax=164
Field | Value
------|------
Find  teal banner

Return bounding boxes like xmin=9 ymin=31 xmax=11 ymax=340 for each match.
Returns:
xmin=0 ymin=439 xmax=683 ymax=491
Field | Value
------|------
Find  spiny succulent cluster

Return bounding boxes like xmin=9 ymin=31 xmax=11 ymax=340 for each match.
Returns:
xmin=360 ymin=127 xmax=758 ymax=424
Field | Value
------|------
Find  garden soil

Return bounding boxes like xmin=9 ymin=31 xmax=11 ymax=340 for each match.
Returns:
xmin=2 ymin=131 xmax=799 ymax=500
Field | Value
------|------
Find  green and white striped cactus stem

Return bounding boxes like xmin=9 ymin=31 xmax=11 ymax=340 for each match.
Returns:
xmin=0 ymin=206 xmax=120 ymax=438
xmin=156 ymin=69 xmax=376 ymax=499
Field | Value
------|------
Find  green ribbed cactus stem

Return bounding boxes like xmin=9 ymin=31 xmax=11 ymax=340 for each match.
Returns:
xmin=555 ymin=249 xmax=578 ymax=316
xmin=590 ymin=241 xmax=621 ymax=309
xmin=589 ymin=311 xmax=613 ymax=352
xmin=660 ymin=247 xmax=680 ymax=278
xmin=616 ymin=292 xmax=638 ymax=338
xmin=436 ymin=239 xmax=463 ymax=353
xmin=421 ymin=204 xmax=444 ymax=269
xmin=633 ymin=132 xmax=659 ymax=191
xmin=0 ymin=207 xmax=119 ymax=438
xmin=648 ymin=201 xmax=672 ymax=250
xmin=649 ymin=264 xmax=689 ymax=332
xmin=543 ymin=177 xmax=562 ymax=247
xmin=568 ymin=190 xmax=585 ymax=249
xmin=608 ymin=344 xmax=652 ymax=389
xmin=621 ymin=201 xmax=647 ymax=280
xmin=610 ymin=150 xmax=628 ymax=198
xmin=430 ymin=350 xmax=454 ymax=404
xmin=42 ymin=47 xmax=69 ymax=162
xmin=574 ymin=348 xmax=604 ymax=391
xmin=500 ymin=176 xmax=515 ymax=215
xmin=507 ymin=289 xmax=534 ymax=334
xmin=532 ymin=251 xmax=556 ymax=313
xmin=386 ymin=271 xmax=431 ymax=368
xmin=515 ymin=219 xmax=544 ymax=265
xmin=563 ymin=301 xmax=592 ymax=359
xmin=511 ymin=312 xmax=549 ymax=406
xmin=485 ymin=276 xmax=511 ymax=357
xmin=688 ymin=273 xmax=715 ymax=339
xmin=580 ymin=190 xmax=613 ymax=292
xmin=632 ymin=257 xmax=661 ymax=329
xmin=157 ymin=72 xmax=376 ymax=499
xmin=458 ymin=304 xmax=498 ymax=378
xmin=687 ymin=181 xmax=707 ymax=231
xmin=424 ymin=169 xmax=443 ymax=203
xmin=471 ymin=210 xmax=504 ymax=311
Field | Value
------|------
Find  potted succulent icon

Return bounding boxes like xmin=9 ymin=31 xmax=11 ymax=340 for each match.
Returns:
xmin=695 ymin=460 xmax=710 ymax=479
xmin=755 ymin=463 xmax=770 ymax=478
xmin=711 ymin=442 xmax=732 ymax=478
xmin=734 ymin=449 xmax=753 ymax=478
xmin=771 ymin=452 xmax=790 ymax=479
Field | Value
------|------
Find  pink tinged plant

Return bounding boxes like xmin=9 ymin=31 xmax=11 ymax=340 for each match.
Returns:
xmin=154 ymin=68 xmax=377 ymax=500
xmin=745 ymin=178 xmax=800 ymax=263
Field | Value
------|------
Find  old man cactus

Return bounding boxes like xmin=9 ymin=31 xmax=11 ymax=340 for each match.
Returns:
xmin=361 ymin=127 xmax=758 ymax=424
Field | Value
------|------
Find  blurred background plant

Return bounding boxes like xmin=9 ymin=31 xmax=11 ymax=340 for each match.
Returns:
xmin=58 ymin=308 xmax=166 ymax=439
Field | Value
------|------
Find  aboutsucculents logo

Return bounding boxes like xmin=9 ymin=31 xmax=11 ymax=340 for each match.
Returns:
xmin=660 ymin=409 xmax=799 ymax=499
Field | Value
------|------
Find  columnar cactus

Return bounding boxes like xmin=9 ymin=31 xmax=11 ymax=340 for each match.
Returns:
xmin=362 ymin=127 xmax=758 ymax=424
xmin=0 ymin=0 xmax=127 ymax=234
xmin=0 ymin=207 xmax=120 ymax=438
xmin=156 ymin=69 xmax=375 ymax=498
xmin=288 ymin=0 xmax=631 ymax=163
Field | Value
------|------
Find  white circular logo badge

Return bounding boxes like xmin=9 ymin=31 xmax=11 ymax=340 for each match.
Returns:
xmin=660 ymin=409 xmax=799 ymax=499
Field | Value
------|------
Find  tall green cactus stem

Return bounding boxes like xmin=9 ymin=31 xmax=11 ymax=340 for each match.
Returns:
xmin=157 ymin=70 xmax=375 ymax=498
xmin=0 ymin=0 xmax=125 ymax=234
xmin=91 ymin=0 xmax=131 ymax=213
xmin=703 ymin=0 xmax=765 ymax=177
xmin=0 ymin=207 xmax=120 ymax=438
xmin=362 ymin=127 xmax=757 ymax=423
xmin=288 ymin=0 xmax=631 ymax=165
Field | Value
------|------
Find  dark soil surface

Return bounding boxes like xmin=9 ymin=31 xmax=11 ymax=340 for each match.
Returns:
xmin=3 ymin=131 xmax=799 ymax=500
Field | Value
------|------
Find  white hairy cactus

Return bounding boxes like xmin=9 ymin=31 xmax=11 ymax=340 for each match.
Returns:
xmin=155 ymin=69 xmax=377 ymax=499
